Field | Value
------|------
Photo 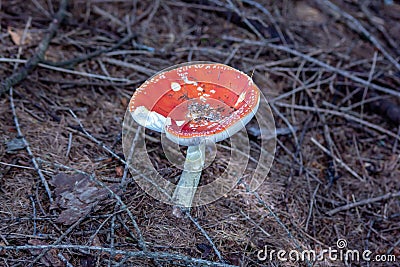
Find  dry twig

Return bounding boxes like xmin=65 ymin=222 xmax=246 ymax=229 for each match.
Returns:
xmin=327 ymin=191 xmax=400 ymax=216
xmin=222 ymin=36 xmax=400 ymax=98
xmin=0 ymin=0 xmax=68 ymax=96
xmin=240 ymin=181 xmax=312 ymax=267
xmin=184 ymin=210 xmax=225 ymax=263
xmin=0 ymin=244 xmax=237 ymax=267
xmin=275 ymin=102 xmax=400 ymax=141
xmin=318 ymin=0 xmax=400 ymax=72
xmin=310 ymin=137 xmax=363 ymax=181
xmin=43 ymin=33 xmax=139 ymax=67
xmin=68 ymin=111 xmax=147 ymax=250
xmin=9 ymin=87 xmax=54 ymax=203
xmin=0 ymin=58 xmax=135 ymax=83
xmin=30 ymin=216 xmax=86 ymax=266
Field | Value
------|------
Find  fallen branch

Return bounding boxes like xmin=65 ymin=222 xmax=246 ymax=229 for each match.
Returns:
xmin=189 ymin=0 xmax=284 ymax=42
xmin=352 ymin=91 xmax=400 ymax=125
xmin=222 ymin=36 xmax=400 ymax=98
xmin=31 ymin=216 xmax=86 ymax=266
xmin=0 ymin=0 xmax=68 ymax=96
xmin=42 ymin=33 xmax=154 ymax=67
xmin=327 ymin=191 xmax=400 ymax=216
xmin=68 ymin=111 xmax=146 ymax=250
xmin=274 ymin=102 xmax=400 ymax=141
xmin=0 ymin=244 xmax=237 ymax=267
xmin=0 ymin=58 xmax=134 ymax=83
xmin=184 ymin=210 xmax=225 ymax=263
xmin=310 ymin=137 xmax=363 ymax=181
xmin=101 ymin=57 xmax=157 ymax=76
xmin=317 ymin=0 xmax=400 ymax=72
xmin=241 ymin=0 xmax=287 ymax=44
xmin=9 ymin=87 xmax=53 ymax=203
xmin=359 ymin=2 xmax=399 ymax=53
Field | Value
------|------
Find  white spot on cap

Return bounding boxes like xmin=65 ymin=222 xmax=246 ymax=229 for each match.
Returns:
xmin=171 ymin=82 xmax=181 ymax=92
xmin=182 ymin=75 xmax=198 ymax=85
xmin=131 ymin=106 xmax=168 ymax=132
xmin=165 ymin=117 xmax=172 ymax=126
xmin=197 ymin=87 xmax=203 ymax=91
xmin=175 ymin=120 xmax=185 ymax=127
xmin=234 ymin=91 xmax=246 ymax=107
xmin=210 ymin=89 xmax=216 ymax=94
xmin=199 ymin=96 xmax=207 ymax=102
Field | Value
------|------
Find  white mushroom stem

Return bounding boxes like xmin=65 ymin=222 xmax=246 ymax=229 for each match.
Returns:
xmin=172 ymin=142 xmax=206 ymax=208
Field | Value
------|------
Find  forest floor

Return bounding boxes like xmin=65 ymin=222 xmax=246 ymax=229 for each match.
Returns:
xmin=0 ymin=0 xmax=400 ymax=266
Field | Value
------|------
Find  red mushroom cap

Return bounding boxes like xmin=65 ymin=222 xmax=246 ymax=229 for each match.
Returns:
xmin=129 ymin=62 xmax=260 ymax=146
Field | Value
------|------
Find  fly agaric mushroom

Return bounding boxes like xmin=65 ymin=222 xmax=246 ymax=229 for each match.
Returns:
xmin=128 ymin=62 xmax=260 ymax=209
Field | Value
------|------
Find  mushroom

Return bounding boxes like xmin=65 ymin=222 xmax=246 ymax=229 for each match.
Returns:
xmin=128 ymin=62 xmax=260 ymax=210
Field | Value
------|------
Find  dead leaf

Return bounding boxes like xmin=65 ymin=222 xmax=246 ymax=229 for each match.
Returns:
xmin=114 ymin=253 xmax=124 ymax=261
xmin=0 ymin=242 xmax=5 ymax=256
xmin=91 ymin=235 xmax=102 ymax=247
xmin=120 ymin=97 xmax=128 ymax=108
xmin=28 ymin=239 xmax=63 ymax=267
xmin=7 ymin=26 xmax=32 ymax=45
xmin=295 ymin=2 xmax=326 ymax=24
xmin=6 ymin=137 xmax=26 ymax=153
xmin=384 ymin=154 xmax=400 ymax=172
xmin=115 ymin=166 xmax=123 ymax=177
xmin=50 ymin=173 xmax=117 ymax=225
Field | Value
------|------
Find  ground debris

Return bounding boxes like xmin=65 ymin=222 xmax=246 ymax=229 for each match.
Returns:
xmin=50 ymin=173 xmax=116 ymax=225
xmin=7 ymin=26 xmax=33 ymax=46
xmin=5 ymin=137 xmax=26 ymax=153
xmin=28 ymin=239 xmax=64 ymax=267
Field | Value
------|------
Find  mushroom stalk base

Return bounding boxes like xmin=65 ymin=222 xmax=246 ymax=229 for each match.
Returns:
xmin=172 ymin=142 xmax=206 ymax=209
